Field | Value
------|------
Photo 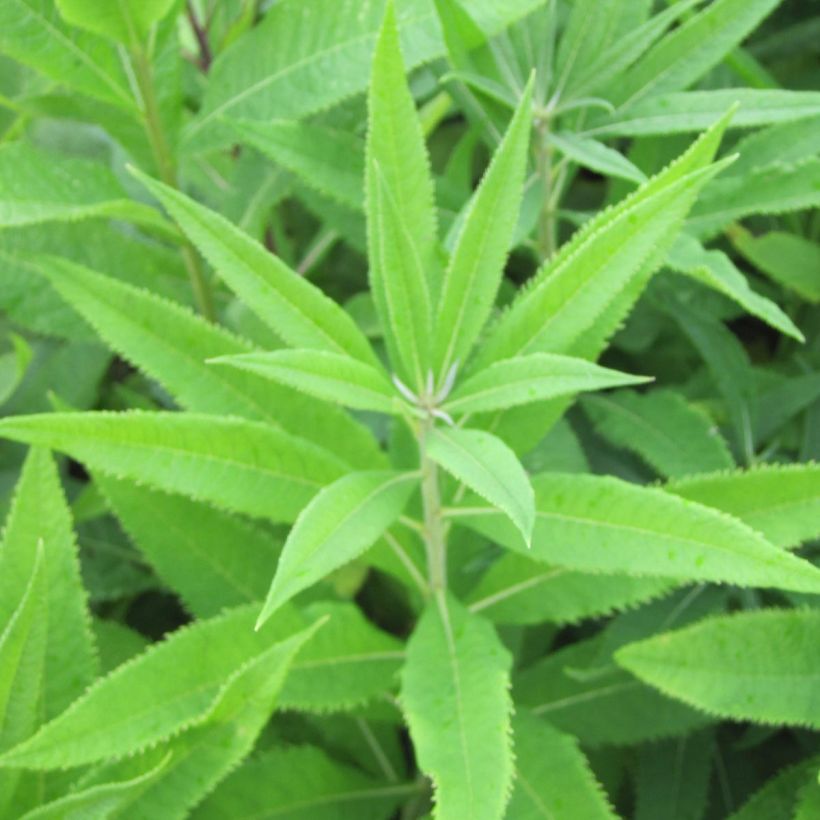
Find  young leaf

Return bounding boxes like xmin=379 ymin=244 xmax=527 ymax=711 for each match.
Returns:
xmin=616 ymin=610 xmax=820 ymax=728
xmin=211 ymin=349 xmax=399 ymax=415
xmin=455 ymin=472 xmax=820 ymax=593
xmin=365 ymin=1 xmax=437 ymax=389
xmin=442 ymin=353 xmax=649 ymax=416
xmin=433 ymin=78 xmax=533 ymax=379
xmin=130 ymin=169 xmax=377 ymax=365
xmin=507 ymin=712 xmax=617 ymax=819
xmin=427 ymin=426 xmax=534 ymax=546
xmin=666 ymin=464 xmax=820 ymax=549
xmin=549 ymin=132 xmax=647 ymax=184
xmin=256 ymin=470 xmax=419 ymax=627
xmin=55 ymin=0 xmax=175 ymax=44
xmin=98 ymin=476 xmax=281 ymax=618
xmin=582 ymin=389 xmax=734 ymax=478
xmin=401 ymin=595 xmax=514 ymax=820
xmin=0 ymin=412 xmax=347 ymax=523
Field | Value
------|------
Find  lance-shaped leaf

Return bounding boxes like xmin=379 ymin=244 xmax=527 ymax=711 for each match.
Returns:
xmin=401 ymin=595 xmax=514 ymax=820
xmin=666 ymin=233 xmax=803 ymax=340
xmin=433 ymin=78 xmax=533 ymax=379
xmin=0 ymin=144 xmax=169 ymax=235
xmin=130 ymin=168 xmax=376 ymax=366
xmin=256 ymin=470 xmax=419 ymax=628
xmin=98 ymin=477 xmax=281 ymax=618
xmin=227 ymin=119 xmax=365 ymax=212
xmin=0 ymin=604 xmax=306 ymax=770
xmin=507 ymin=712 xmax=617 ymax=820
xmin=71 ymin=622 xmax=320 ymax=818
xmin=442 ymin=353 xmax=649 ymax=416
xmin=211 ymin=349 xmax=399 ymax=415
xmin=37 ymin=256 xmax=384 ymax=469
xmin=365 ymin=2 xmax=437 ymax=390
xmin=427 ymin=426 xmax=534 ymax=546
xmin=616 ymin=610 xmax=820 ymax=728
xmin=455 ymin=472 xmax=820 ymax=593
xmin=56 ymin=0 xmax=175 ymax=44
xmin=582 ymin=389 xmax=734 ymax=479
xmin=596 ymin=89 xmax=820 ymax=136
xmin=549 ymin=132 xmax=647 ymax=184
xmin=0 ymin=412 xmax=346 ymax=523
xmin=467 ymin=553 xmax=674 ymax=626
xmin=665 ymin=464 xmax=820 ymax=549
xmin=727 ymin=757 xmax=820 ymax=820
xmin=193 ymin=745 xmax=413 ymax=820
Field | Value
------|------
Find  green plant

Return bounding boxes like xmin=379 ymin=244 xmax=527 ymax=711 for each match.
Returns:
xmin=0 ymin=0 xmax=819 ymax=817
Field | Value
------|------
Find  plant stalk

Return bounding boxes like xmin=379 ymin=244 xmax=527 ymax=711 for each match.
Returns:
xmin=419 ymin=420 xmax=447 ymax=596
xmin=535 ymin=120 xmax=557 ymax=260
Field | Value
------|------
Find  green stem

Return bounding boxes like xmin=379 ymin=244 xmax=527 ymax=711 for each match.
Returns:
xmin=535 ymin=121 xmax=557 ymax=260
xmin=131 ymin=45 xmax=216 ymax=321
xmin=419 ymin=420 xmax=447 ymax=595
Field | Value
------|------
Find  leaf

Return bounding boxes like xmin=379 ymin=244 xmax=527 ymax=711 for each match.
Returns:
xmin=0 ymin=333 xmax=32 ymax=406
xmin=506 ymin=712 xmax=617 ymax=820
xmin=0 ymin=143 xmax=169 ymax=235
xmin=549 ymin=132 xmax=647 ymax=184
xmin=279 ymin=601 xmax=404 ymax=712
xmin=401 ymin=594 xmax=514 ymax=820
xmin=665 ymin=233 xmax=803 ymax=340
xmin=0 ymin=412 xmax=347 ymax=523
xmin=211 ymin=349 xmax=399 ymax=415
xmin=726 ymin=757 xmax=819 ymax=820
xmin=427 ymin=426 xmax=534 ymax=546
xmin=38 ymin=256 xmax=384 ymax=469
xmin=365 ymin=1 xmax=437 ymax=389
xmin=596 ymin=89 xmax=820 ymax=136
xmin=466 ymin=553 xmax=674 ymax=626
xmin=130 ymin=169 xmax=377 ymax=366
xmin=193 ymin=745 xmax=413 ymax=819
xmin=98 ymin=477 xmax=281 ymax=618
xmin=256 ymin=470 xmax=419 ymax=627
xmin=665 ymin=464 xmax=820 ymax=549
xmin=0 ymin=0 xmax=135 ymax=109
xmin=0 ymin=604 xmax=306 ymax=770
xmin=609 ymin=0 xmax=781 ymax=108
xmin=442 ymin=353 xmax=649 ymax=416
xmin=455 ymin=472 xmax=820 ymax=593
xmin=433 ymin=79 xmax=533 ymax=379
xmin=227 ymin=119 xmax=365 ymax=212
xmin=730 ymin=228 xmax=820 ymax=303
xmin=582 ymin=389 xmax=735 ymax=478
xmin=92 ymin=618 xmax=149 ymax=675
xmin=56 ymin=0 xmax=175 ymax=44
xmin=616 ymin=609 xmax=820 ymax=728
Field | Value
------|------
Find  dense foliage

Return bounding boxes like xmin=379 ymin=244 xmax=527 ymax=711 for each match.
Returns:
xmin=0 ymin=0 xmax=819 ymax=817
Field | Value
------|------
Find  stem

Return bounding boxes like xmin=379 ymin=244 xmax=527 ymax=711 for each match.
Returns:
xmin=131 ymin=44 xmax=216 ymax=321
xmin=419 ymin=420 xmax=447 ymax=595
xmin=535 ymin=120 xmax=557 ymax=260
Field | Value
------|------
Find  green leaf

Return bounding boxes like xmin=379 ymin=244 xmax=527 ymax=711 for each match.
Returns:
xmin=666 ymin=233 xmax=804 ymax=340
xmin=427 ymin=426 xmax=534 ymax=546
xmin=0 ymin=412 xmax=347 ymax=523
xmin=549 ymin=132 xmax=647 ymax=184
xmin=130 ymin=169 xmax=377 ymax=365
xmin=92 ymin=618 xmax=149 ymax=675
xmin=401 ymin=595 xmax=514 ymax=820
xmin=56 ymin=0 xmax=175 ymax=44
xmin=730 ymin=228 xmax=820 ymax=303
xmin=442 ymin=353 xmax=649 ymax=416
xmin=98 ymin=477 xmax=281 ymax=618
xmin=365 ymin=1 xmax=437 ymax=389
xmin=0 ymin=143 xmax=169 ymax=235
xmin=227 ymin=119 xmax=365 ymax=212
xmin=665 ymin=464 xmax=820 ymax=549
xmin=0 ymin=333 xmax=32 ymax=406
xmin=616 ymin=610 xmax=820 ymax=728
xmin=37 ymin=256 xmax=385 ymax=469
xmin=507 ymin=712 xmax=617 ymax=820
xmin=596 ymin=89 xmax=820 ymax=136
xmin=211 ymin=349 xmax=399 ymax=415
xmin=257 ymin=470 xmax=419 ymax=627
xmin=455 ymin=472 xmax=820 ymax=593
xmin=193 ymin=745 xmax=413 ymax=819
xmin=0 ymin=0 xmax=135 ymax=109
xmin=466 ymin=553 xmax=674 ymax=626
xmin=433 ymin=78 xmax=533 ymax=379
xmin=727 ymin=758 xmax=820 ymax=820
xmin=582 ymin=389 xmax=734 ymax=479
xmin=0 ymin=604 xmax=306 ymax=770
